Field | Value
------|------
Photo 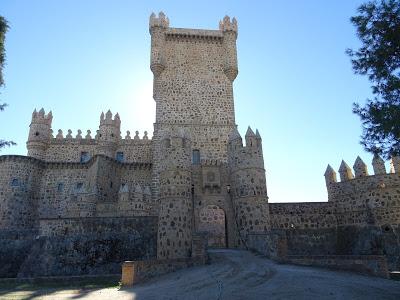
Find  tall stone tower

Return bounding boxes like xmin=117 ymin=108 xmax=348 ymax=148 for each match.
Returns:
xmin=148 ymin=12 xmax=270 ymax=253
xmin=27 ymin=108 xmax=52 ymax=160
xmin=149 ymin=12 xmax=239 ymax=199
xmin=157 ymin=130 xmax=193 ymax=259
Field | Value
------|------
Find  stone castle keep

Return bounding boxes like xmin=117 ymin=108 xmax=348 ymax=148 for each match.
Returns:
xmin=0 ymin=13 xmax=399 ymax=278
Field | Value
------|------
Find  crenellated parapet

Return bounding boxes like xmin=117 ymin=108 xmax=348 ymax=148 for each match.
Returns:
xmin=26 ymin=109 xmax=152 ymax=163
xmin=51 ymin=129 xmax=151 ymax=143
xmin=149 ymin=12 xmax=238 ymax=83
xmin=219 ymin=15 xmax=238 ymax=34
xmin=324 ymin=155 xmax=400 ymax=225
xmin=324 ymin=155 xmax=399 ymax=198
xmin=149 ymin=11 xmax=169 ymax=31
xmin=228 ymin=126 xmax=264 ymax=171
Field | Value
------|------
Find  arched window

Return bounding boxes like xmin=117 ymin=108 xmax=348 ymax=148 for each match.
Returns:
xmin=11 ymin=178 xmax=19 ymax=187
xmin=192 ymin=149 xmax=200 ymax=165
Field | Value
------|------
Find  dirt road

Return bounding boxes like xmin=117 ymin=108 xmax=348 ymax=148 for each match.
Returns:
xmin=3 ymin=249 xmax=400 ymax=299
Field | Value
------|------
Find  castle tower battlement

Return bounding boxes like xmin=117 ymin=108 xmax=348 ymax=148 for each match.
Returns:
xmin=27 ymin=108 xmax=53 ymax=160
xmin=227 ymin=126 xmax=269 ymax=247
xmin=150 ymin=12 xmax=240 ymax=201
xmin=24 ymin=109 xmax=152 ymax=164
xmin=228 ymin=127 xmax=264 ymax=171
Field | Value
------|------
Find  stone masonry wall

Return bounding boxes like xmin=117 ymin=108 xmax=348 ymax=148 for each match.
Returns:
xmin=14 ymin=216 xmax=158 ymax=277
xmin=0 ymin=156 xmax=42 ymax=231
xmin=157 ymin=135 xmax=193 ymax=259
xmin=150 ymin=13 xmax=238 ymax=200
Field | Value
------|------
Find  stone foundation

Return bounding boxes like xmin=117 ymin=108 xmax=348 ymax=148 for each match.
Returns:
xmin=285 ymin=255 xmax=389 ymax=278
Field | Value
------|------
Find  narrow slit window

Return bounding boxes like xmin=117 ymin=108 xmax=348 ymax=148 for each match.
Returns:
xmin=192 ymin=149 xmax=200 ymax=165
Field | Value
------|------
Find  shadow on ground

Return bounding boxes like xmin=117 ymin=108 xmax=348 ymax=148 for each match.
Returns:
xmin=1 ymin=249 xmax=400 ymax=300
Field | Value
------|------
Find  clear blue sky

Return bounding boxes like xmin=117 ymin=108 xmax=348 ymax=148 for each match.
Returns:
xmin=0 ymin=0 xmax=384 ymax=203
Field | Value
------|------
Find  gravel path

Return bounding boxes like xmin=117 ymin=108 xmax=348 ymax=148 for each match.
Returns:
xmin=3 ymin=249 xmax=400 ymax=299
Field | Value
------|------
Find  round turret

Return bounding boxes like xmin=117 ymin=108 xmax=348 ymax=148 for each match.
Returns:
xmin=149 ymin=12 xmax=168 ymax=78
xmin=96 ymin=110 xmax=121 ymax=158
xmin=220 ymin=16 xmax=238 ymax=82
xmin=157 ymin=129 xmax=193 ymax=259
xmin=26 ymin=108 xmax=52 ymax=160
xmin=228 ymin=127 xmax=270 ymax=247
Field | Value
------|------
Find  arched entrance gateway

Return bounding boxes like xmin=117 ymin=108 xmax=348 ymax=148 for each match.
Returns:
xmin=198 ymin=205 xmax=227 ymax=248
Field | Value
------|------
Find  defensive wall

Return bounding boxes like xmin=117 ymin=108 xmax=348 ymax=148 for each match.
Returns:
xmin=249 ymin=155 xmax=400 ymax=272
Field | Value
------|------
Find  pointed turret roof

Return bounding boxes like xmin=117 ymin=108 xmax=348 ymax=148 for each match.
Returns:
xmin=324 ymin=164 xmax=336 ymax=176
xmin=372 ymin=154 xmax=386 ymax=175
xmin=245 ymin=126 xmax=255 ymax=137
xmin=353 ymin=156 xmax=368 ymax=177
xmin=228 ymin=127 xmax=241 ymax=141
xmin=255 ymin=129 xmax=261 ymax=139
xmin=339 ymin=160 xmax=354 ymax=181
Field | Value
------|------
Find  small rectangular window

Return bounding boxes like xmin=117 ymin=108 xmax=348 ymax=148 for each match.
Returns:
xmin=116 ymin=152 xmax=124 ymax=162
xmin=192 ymin=149 xmax=200 ymax=165
xmin=76 ymin=182 xmax=83 ymax=190
xmin=57 ymin=183 xmax=64 ymax=192
xmin=80 ymin=152 xmax=90 ymax=163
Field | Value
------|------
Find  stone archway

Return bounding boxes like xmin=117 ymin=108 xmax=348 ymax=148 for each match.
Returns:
xmin=198 ymin=205 xmax=226 ymax=248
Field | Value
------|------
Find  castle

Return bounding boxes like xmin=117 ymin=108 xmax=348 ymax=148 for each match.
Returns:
xmin=0 ymin=13 xmax=399 ymax=278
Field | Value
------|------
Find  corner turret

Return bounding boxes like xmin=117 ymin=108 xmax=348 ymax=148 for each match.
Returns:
xmin=220 ymin=16 xmax=238 ymax=81
xmin=245 ymin=126 xmax=257 ymax=148
xmin=27 ymin=108 xmax=52 ymax=160
xmin=228 ymin=127 xmax=269 ymax=247
xmin=96 ymin=110 xmax=121 ymax=158
xmin=149 ymin=12 xmax=169 ymax=78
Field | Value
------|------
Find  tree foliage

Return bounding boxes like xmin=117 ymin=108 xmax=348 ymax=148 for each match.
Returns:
xmin=347 ymin=0 xmax=400 ymax=159
xmin=0 ymin=15 xmax=15 ymax=149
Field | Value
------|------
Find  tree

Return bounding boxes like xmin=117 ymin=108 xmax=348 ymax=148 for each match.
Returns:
xmin=0 ymin=15 xmax=15 ymax=149
xmin=346 ymin=0 xmax=400 ymax=159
